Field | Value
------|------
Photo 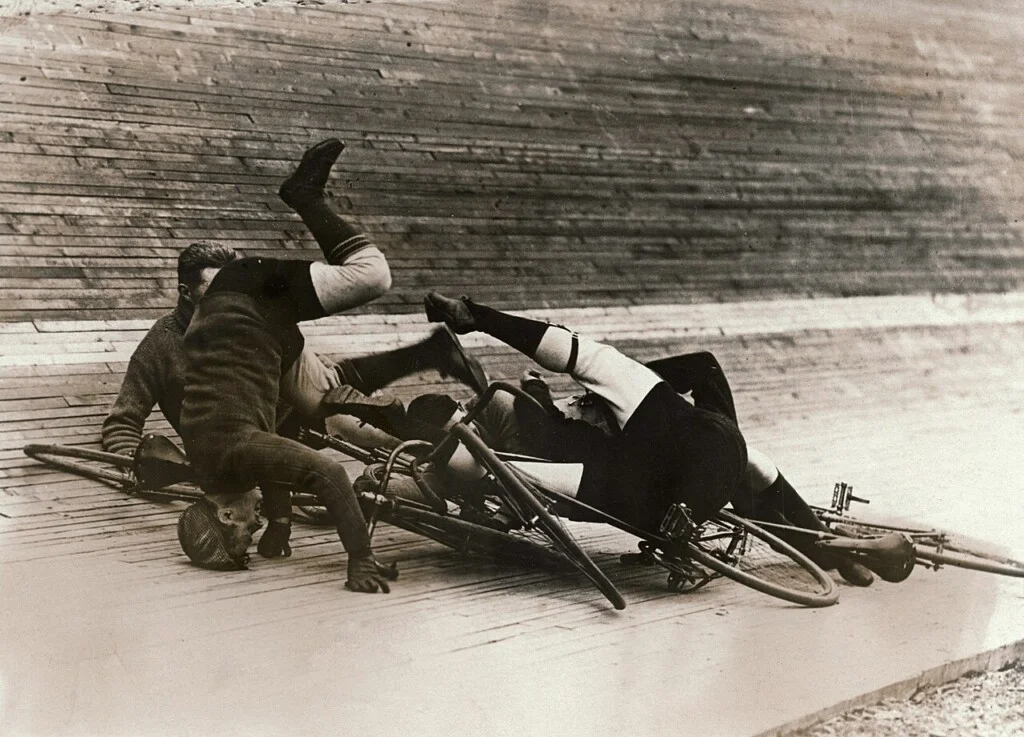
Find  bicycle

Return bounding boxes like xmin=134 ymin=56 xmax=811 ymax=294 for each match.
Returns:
xmin=443 ymin=382 xmax=840 ymax=608
xmin=304 ymin=422 xmax=627 ymax=609
xmin=23 ymin=382 xmax=843 ymax=610
xmin=751 ymin=482 xmax=1024 ymax=580
xmin=491 ymin=452 xmax=840 ymax=608
xmin=22 ymin=418 xmax=627 ymax=610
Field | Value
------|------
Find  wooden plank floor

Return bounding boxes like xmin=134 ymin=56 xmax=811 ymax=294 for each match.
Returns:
xmin=1 ymin=394 xmax=1022 ymax=737
xmin=1 ymin=302 xmax=1022 ymax=736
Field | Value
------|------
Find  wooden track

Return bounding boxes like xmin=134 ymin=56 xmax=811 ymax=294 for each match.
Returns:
xmin=2 ymin=303 xmax=1023 ymax=737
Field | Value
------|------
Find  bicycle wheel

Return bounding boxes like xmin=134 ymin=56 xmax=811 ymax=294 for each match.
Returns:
xmin=684 ymin=510 xmax=838 ymax=608
xmin=388 ymin=503 xmax=568 ymax=569
xmin=452 ymin=425 xmax=627 ymax=610
xmin=23 ymin=444 xmax=202 ymax=502
xmin=24 ymin=443 xmax=135 ymax=487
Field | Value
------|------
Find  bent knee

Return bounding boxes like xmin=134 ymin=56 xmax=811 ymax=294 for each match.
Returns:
xmin=744 ymin=447 xmax=779 ymax=491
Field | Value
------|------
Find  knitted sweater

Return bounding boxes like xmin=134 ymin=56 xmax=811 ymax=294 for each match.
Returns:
xmin=179 ymin=257 xmax=317 ymax=454
xmin=101 ymin=299 xmax=193 ymax=456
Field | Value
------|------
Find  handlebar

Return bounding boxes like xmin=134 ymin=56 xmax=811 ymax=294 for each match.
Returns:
xmin=831 ymin=481 xmax=870 ymax=513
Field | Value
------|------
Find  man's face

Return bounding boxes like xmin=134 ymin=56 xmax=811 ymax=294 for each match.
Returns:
xmin=215 ymin=488 xmax=264 ymax=561
xmin=179 ymin=266 xmax=223 ymax=305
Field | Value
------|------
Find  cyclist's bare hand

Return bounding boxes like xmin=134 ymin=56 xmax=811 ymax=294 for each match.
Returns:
xmin=345 ymin=551 xmax=399 ymax=593
xmin=315 ymin=353 xmax=342 ymax=390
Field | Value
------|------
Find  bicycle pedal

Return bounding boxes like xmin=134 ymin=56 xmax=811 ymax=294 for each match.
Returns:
xmin=659 ymin=502 xmax=696 ymax=541
xmin=666 ymin=567 xmax=712 ymax=593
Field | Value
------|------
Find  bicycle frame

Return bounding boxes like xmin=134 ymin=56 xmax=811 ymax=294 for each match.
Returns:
xmin=538 ymin=481 xmax=838 ymax=605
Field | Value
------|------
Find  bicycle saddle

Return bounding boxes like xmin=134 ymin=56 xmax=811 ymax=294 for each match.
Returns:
xmin=133 ymin=433 xmax=195 ymax=490
xmin=818 ymin=532 xmax=916 ymax=583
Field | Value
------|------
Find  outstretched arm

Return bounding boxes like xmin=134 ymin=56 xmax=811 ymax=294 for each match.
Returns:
xmin=101 ymin=336 xmax=167 ymax=455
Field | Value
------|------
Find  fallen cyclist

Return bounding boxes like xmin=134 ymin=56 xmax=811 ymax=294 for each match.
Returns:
xmin=398 ymin=294 xmax=877 ymax=586
xmin=418 ymin=292 xmax=746 ymax=540
xmin=174 ymin=137 xmax=409 ymax=593
xmin=105 ymin=243 xmax=485 ymax=562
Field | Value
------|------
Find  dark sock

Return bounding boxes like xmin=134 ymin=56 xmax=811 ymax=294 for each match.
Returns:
xmin=259 ymin=485 xmax=293 ymax=522
xmin=464 ymin=301 xmax=549 ymax=358
xmin=760 ymin=473 xmax=838 ymax=569
xmin=346 ymin=337 xmax=437 ymax=394
xmin=773 ymin=474 xmax=829 ymax=533
xmin=291 ymin=195 xmax=370 ymax=263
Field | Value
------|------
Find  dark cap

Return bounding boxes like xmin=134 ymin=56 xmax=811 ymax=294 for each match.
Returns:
xmin=177 ymin=499 xmax=247 ymax=571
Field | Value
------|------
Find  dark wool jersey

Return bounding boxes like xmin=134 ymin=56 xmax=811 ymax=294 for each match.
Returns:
xmin=179 ymin=257 xmax=325 ymax=471
xmin=575 ymin=383 xmax=747 ymax=529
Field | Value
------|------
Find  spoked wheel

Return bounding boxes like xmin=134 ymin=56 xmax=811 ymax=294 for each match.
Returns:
xmin=817 ymin=510 xmax=1024 ymax=579
xmin=388 ymin=504 xmax=567 ymax=569
xmin=684 ymin=510 xmax=838 ymax=608
xmin=23 ymin=443 xmax=202 ymax=502
xmin=452 ymin=425 xmax=627 ymax=610
xmin=24 ymin=443 xmax=136 ymax=488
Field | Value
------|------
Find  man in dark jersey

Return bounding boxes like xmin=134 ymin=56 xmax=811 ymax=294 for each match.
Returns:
xmin=421 ymin=292 xmax=748 ymax=531
xmin=416 ymin=295 xmax=874 ymax=586
xmin=176 ymin=139 xmax=398 ymax=593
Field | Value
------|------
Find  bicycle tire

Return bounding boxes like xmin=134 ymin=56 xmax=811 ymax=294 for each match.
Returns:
xmin=24 ymin=443 xmax=134 ymax=487
xmin=685 ymin=510 xmax=838 ymax=608
xmin=387 ymin=503 xmax=568 ymax=569
xmin=25 ymin=443 xmax=135 ymax=468
xmin=452 ymin=425 xmax=627 ymax=610
xmin=816 ymin=510 xmax=1024 ymax=579
xmin=23 ymin=443 xmax=202 ymax=502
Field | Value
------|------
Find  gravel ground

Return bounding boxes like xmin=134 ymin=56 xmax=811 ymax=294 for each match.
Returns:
xmin=792 ymin=661 xmax=1024 ymax=737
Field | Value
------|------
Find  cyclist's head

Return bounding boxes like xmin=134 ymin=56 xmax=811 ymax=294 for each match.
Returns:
xmin=177 ymin=489 xmax=263 ymax=570
xmin=407 ymin=393 xmax=463 ymax=431
xmin=177 ymin=241 xmax=241 ymax=305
